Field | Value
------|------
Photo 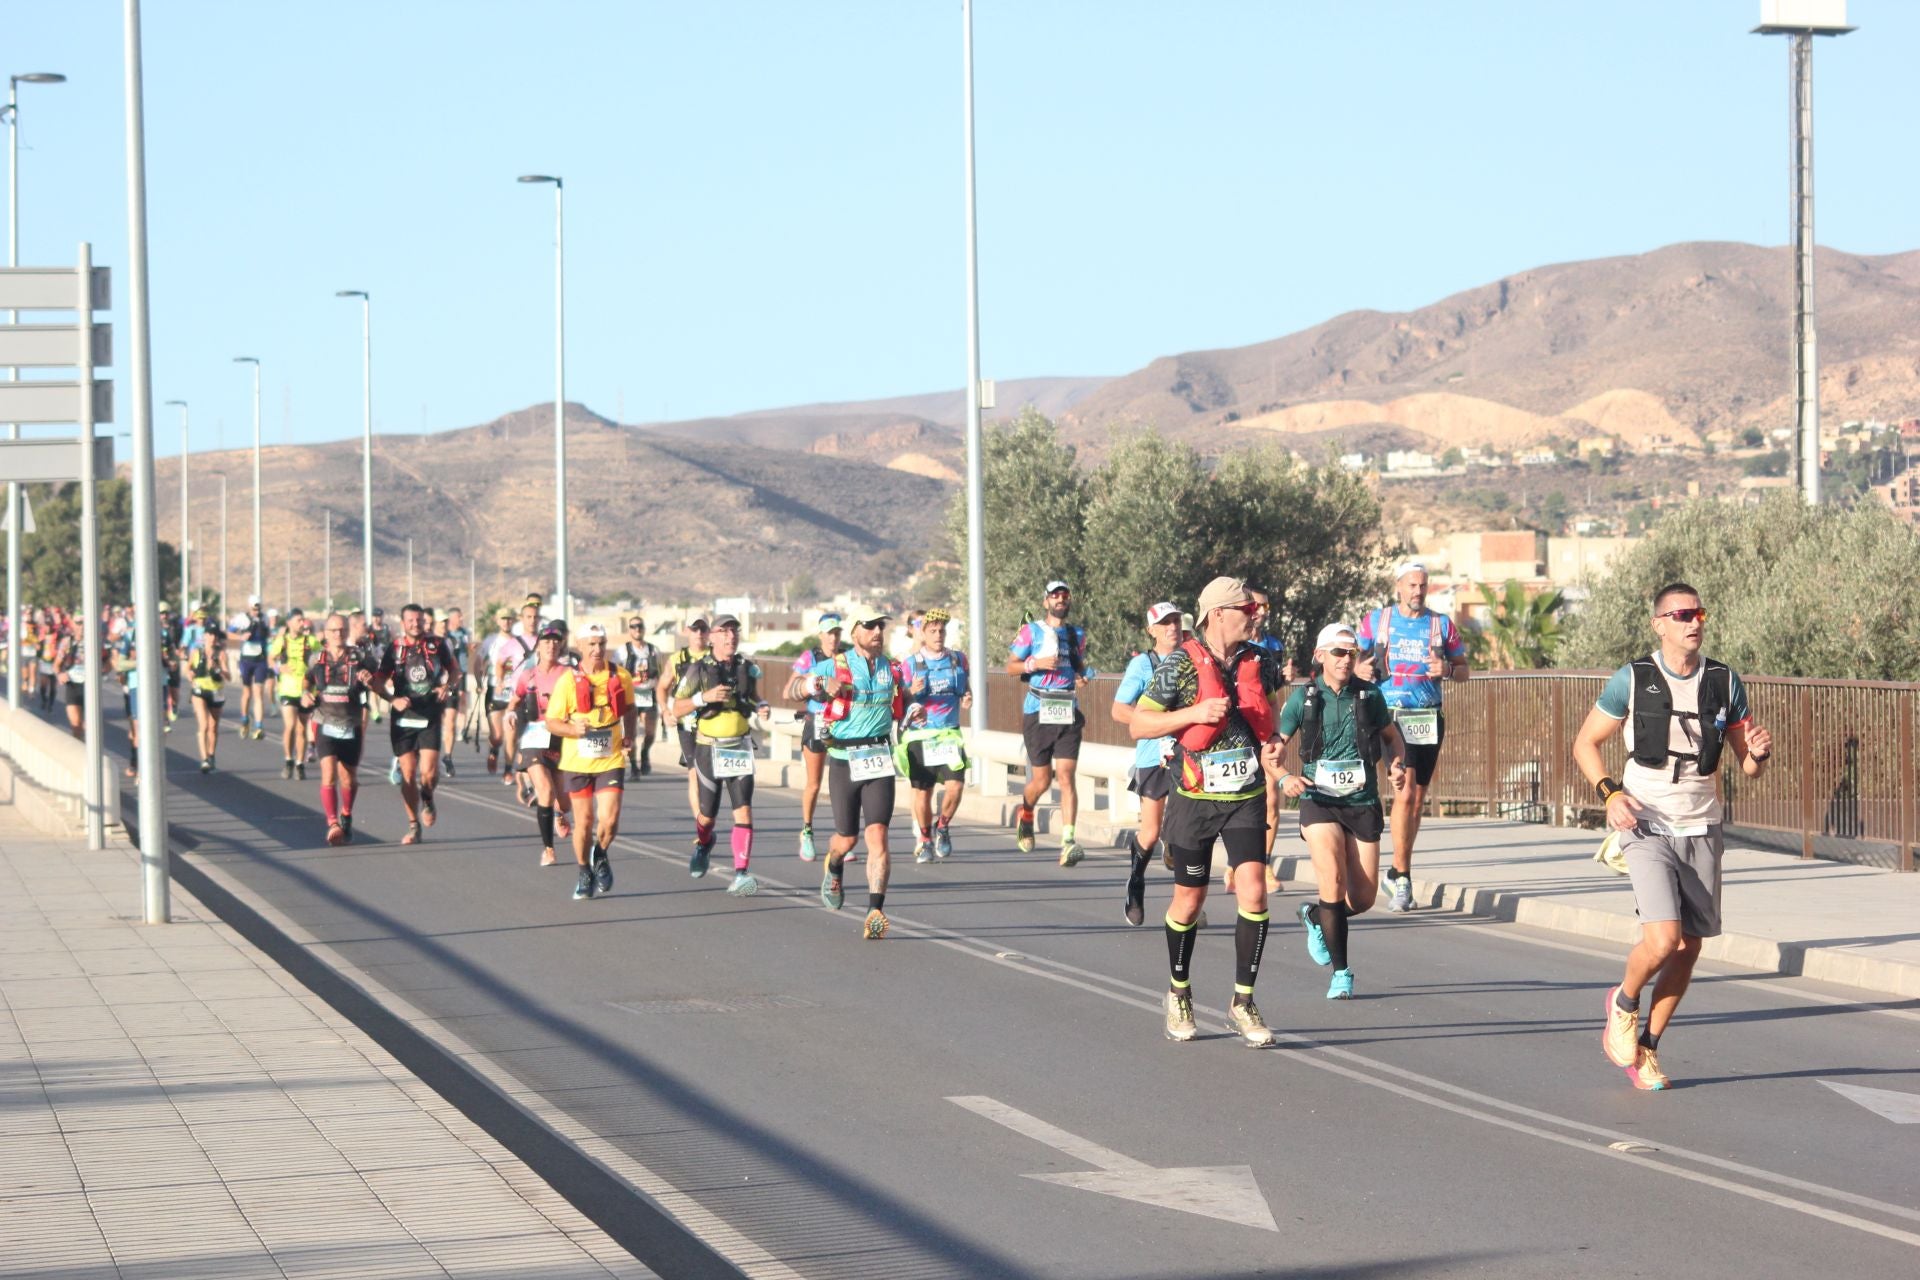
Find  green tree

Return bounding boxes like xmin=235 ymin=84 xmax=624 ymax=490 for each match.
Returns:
xmin=1558 ymin=493 xmax=1920 ymax=679
xmin=1477 ymin=579 xmax=1565 ymax=669
xmin=1079 ymin=428 xmax=1207 ymax=663
xmin=20 ymin=480 xmax=180 ymax=608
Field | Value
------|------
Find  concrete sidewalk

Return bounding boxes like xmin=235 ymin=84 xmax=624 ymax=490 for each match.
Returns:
xmin=0 ymin=812 xmax=654 ymax=1280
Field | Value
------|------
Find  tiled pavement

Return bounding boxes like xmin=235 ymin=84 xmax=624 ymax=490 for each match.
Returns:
xmin=0 ymin=811 xmax=657 ymax=1280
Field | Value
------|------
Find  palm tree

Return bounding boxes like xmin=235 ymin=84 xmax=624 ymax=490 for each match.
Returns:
xmin=1476 ymin=579 xmax=1565 ymax=669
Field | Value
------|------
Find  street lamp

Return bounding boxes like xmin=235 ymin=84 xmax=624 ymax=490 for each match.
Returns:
xmin=960 ymin=4 xmax=990 ymax=767
xmin=1754 ymin=0 xmax=1856 ymax=505
xmin=518 ymin=173 xmax=567 ymax=624
xmin=5 ymin=69 xmax=65 ymax=709
xmin=335 ymin=290 xmax=372 ymax=613
xmin=163 ymin=399 xmax=187 ymax=618
xmin=233 ymin=356 xmax=261 ymax=602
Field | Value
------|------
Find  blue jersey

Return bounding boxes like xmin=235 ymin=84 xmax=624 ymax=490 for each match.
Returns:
xmin=906 ymin=650 xmax=969 ymax=730
xmin=1008 ymin=620 xmax=1092 ymax=714
xmin=1115 ymin=650 xmax=1173 ymax=772
xmin=1355 ymin=606 xmax=1465 ymax=710
xmin=826 ymin=651 xmax=897 ymax=757
xmin=790 ymin=646 xmax=837 ymax=716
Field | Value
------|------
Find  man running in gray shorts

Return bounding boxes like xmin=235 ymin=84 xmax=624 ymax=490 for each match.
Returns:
xmin=1572 ymin=580 xmax=1774 ymax=1091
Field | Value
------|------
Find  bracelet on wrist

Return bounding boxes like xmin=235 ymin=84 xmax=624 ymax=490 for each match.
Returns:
xmin=1595 ymin=776 xmax=1623 ymax=803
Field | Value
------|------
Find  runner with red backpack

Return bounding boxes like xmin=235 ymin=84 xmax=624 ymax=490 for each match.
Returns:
xmin=375 ymin=603 xmax=458 ymax=845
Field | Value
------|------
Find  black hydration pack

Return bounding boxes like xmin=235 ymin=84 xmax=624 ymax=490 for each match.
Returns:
xmin=1628 ymin=655 xmax=1733 ymax=780
xmin=1299 ymin=677 xmax=1382 ymax=766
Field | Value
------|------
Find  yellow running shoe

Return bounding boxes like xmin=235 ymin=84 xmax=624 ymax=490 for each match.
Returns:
xmin=1627 ymin=1044 xmax=1670 ymax=1091
xmin=1163 ymin=989 xmax=1197 ymax=1042
xmin=863 ymin=908 xmax=888 ymax=940
xmin=1226 ymin=999 xmax=1276 ymax=1048
xmin=1603 ymin=985 xmax=1639 ymax=1067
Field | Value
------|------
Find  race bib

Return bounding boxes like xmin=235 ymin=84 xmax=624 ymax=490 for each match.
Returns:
xmin=320 ymin=721 xmax=356 ymax=741
xmin=1396 ymin=708 xmax=1439 ymax=746
xmin=1201 ymin=745 xmax=1257 ymax=793
xmin=241 ymin=642 xmax=263 ymax=657
xmin=633 ymin=687 xmax=656 ymax=710
xmin=1313 ymin=758 xmax=1365 ymax=797
xmin=712 ymin=744 xmax=754 ymax=778
xmin=397 ymin=715 xmax=430 ymax=730
xmin=1037 ymin=698 xmax=1075 ymax=726
xmin=922 ymin=737 xmax=962 ymax=768
xmin=579 ymin=728 xmax=614 ymax=760
xmin=847 ymin=743 xmax=894 ymax=781
xmin=520 ymin=723 xmax=552 ymax=750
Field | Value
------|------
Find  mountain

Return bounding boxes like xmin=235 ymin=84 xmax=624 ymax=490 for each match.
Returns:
xmin=1058 ymin=242 xmax=1920 ymax=454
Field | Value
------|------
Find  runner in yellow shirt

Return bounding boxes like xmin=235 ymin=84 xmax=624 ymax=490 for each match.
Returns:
xmin=546 ymin=623 xmax=636 ymax=902
xmin=270 ymin=609 xmax=321 ymax=781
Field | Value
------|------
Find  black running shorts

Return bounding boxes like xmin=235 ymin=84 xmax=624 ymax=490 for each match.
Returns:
xmin=1164 ymin=791 xmax=1267 ymax=887
xmin=1021 ymin=707 xmax=1084 ymax=768
xmin=1298 ymin=796 xmax=1385 ymax=844
xmin=829 ymin=754 xmax=895 ymax=838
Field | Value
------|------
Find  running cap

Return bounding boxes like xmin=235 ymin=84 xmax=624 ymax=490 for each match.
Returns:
xmin=159 ymin=602 xmax=172 ymax=612
xmin=537 ymin=623 xmax=566 ymax=641
xmin=817 ymin=612 xmax=844 ymax=631
xmin=495 ymin=609 xmax=511 ymax=621
xmin=246 ymin=594 xmax=261 ymax=606
xmin=578 ymin=622 xmax=607 ymax=640
xmin=1315 ymin=622 xmax=1358 ymax=650
xmin=1146 ymin=602 xmax=1180 ymax=627
xmin=1044 ymin=579 xmax=1070 ymax=595
xmin=922 ymin=608 xmax=951 ymax=626
xmin=851 ymin=607 xmax=890 ymax=628
xmin=1393 ymin=559 xmax=1428 ymax=581
xmin=711 ymin=615 xmax=741 ymax=631
xmin=523 ymin=593 xmax=544 ymax=608
xmin=1195 ymin=576 xmax=1253 ymax=617
xmin=687 ymin=617 xmax=710 ymax=632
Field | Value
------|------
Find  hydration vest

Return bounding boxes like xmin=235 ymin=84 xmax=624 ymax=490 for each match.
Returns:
xmin=1627 ymin=655 xmax=1732 ymax=780
xmin=1370 ymin=606 xmax=1444 ymax=683
xmin=569 ymin=666 xmax=628 ymax=719
xmin=685 ymin=654 xmax=757 ymax=724
xmin=1175 ymin=639 xmax=1274 ymax=754
xmin=823 ymin=650 xmax=902 ymax=729
xmin=1298 ymin=677 xmax=1382 ymax=766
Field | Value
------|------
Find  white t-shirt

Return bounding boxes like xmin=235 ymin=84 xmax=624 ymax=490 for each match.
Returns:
xmin=1595 ymin=655 xmax=1751 ymax=833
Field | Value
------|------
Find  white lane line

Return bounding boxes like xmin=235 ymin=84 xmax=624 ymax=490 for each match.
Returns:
xmin=443 ymin=787 xmax=1920 ymax=1250
xmin=1821 ymin=1080 xmax=1920 ymax=1125
xmin=947 ymin=1095 xmax=1148 ymax=1171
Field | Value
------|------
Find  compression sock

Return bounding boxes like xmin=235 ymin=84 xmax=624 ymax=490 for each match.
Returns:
xmin=1318 ymin=900 xmax=1351 ymax=972
xmin=1234 ymin=908 xmax=1271 ymax=997
xmin=339 ymin=783 xmax=355 ymax=818
xmin=589 ymin=840 xmax=605 ymax=867
xmin=868 ymin=891 xmax=886 ymax=913
xmin=696 ymin=818 xmax=715 ymax=849
xmin=535 ymin=805 xmax=555 ymax=848
xmin=1127 ymin=838 xmax=1151 ymax=875
xmin=129 ymin=746 xmax=138 ymax=771
xmin=1165 ymin=912 xmax=1200 ymax=987
xmin=731 ymin=824 xmax=753 ymax=871
xmin=1062 ymin=823 xmax=1076 ymax=844
xmin=1616 ymin=988 xmax=1640 ymax=1013
xmin=918 ymin=824 xmax=930 ymax=842
xmin=1639 ymin=1030 xmax=1661 ymax=1051
xmin=320 ymin=785 xmax=338 ymax=824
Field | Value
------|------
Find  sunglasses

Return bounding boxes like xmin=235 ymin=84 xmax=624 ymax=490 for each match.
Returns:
xmin=1323 ymin=647 xmax=1359 ymax=659
xmin=628 ymin=624 xmax=643 ymax=630
xmin=1657 ymin=607 xmax=1708 ymax=624
xmin=1216 ymin=602 xmax=1258 ymax=617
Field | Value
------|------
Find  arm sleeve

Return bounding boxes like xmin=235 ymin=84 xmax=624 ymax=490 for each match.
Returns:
xmin=1594 ymin=666 xmax=1633 ymax=719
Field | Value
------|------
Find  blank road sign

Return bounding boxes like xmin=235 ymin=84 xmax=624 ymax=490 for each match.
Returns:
xmin=0 ymin=380 xmax=113 ymax=425
xmin=0 ymin=438 xmax=116 ymax=484
xmin=0 ymin=266 xmax=112 ymax=312
xmin=0 ymin=324 xmax=112 ymax=368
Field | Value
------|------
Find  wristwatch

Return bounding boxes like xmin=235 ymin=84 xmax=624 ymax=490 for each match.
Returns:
xmin=1595 ymin=777 xmax=1623 ymax=803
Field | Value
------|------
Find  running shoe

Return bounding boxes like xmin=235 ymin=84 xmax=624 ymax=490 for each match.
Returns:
xmin=1123 ymin=870 xmax=1146 ymax=927
xmin=1603 ymin=986 xmax=1640 ymax=1068
xmin=820 ymin=862 xmax=844 ymax=911
xmin=401 ymin=822 xmax=422 ymax=846
xmin=1015 ymin=807 xmax=1034 ymax=854
xmin=727 ymin=871 xmax=759 ymax=897
xmin=555 ymin=810 xmax=570 ymax=839
xmin=1163 ymin=989 xmax=1197 ymax=1042
xmin=295 ymin=762 xmax=306 ymax=781
xmin=1327 ymin=968 xmax=1355 ymax=1000
xmin=421 ymin=795 xmax=437 ymax=827
xmin=798 ymin=826 xmax=817 ymax=862
xmin=443 ymin=757 xmax=456 ymax=779
xmin=389 ymin=760 xmax=403 ymax=786
xmin=572 ymin=867 xmax=595 ymax=901
xmin=639 ymin=757 xmax=652 ymax=776
xmin=1058 ymin=835 xmax=1083 ymax=868
xmin=933 ymin=824 xmax=953 ymax=860
xmin=325 ymin=823 xmax=346 ymax=848
xmin=539 ymin=846 xmax=556 ymax=867
xmin=199 ymin=757 xmax=211 ymax=775
xmin=594 ymin=850 xmax=613 ymax=896
xmin=1388 ymin=874 xmax=1414 ymax=913
xmin=689 ymin=842 xmax=711 ymax=879
xmin=487 ymin=746 xmax=499 ymax=775
xmin=863 ymin=908 xmax=888 ymax=940
xmin=1297 ymin=901 xmax=1331 ymax=967
xmin=1626 ymin=1044 xmax=1670 ymax=1091
xmin=914 ymin=839 xmax=934 ymax=865
xmin=281 ymin=760 xmax=294 ymax=780
xmin=339 ymin=815 xmax=353 ymax=843
xmin=251 ymin=726 xmax=265 ymax=741
xmin=1226 ymin=999 xmax=1276 ymax=1047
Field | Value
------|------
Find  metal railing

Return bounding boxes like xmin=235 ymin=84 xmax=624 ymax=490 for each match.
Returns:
xmin=754 ymin=655 xmax=1916 ymax=871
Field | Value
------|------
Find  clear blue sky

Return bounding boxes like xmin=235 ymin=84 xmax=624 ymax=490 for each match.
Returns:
xmin=9 ymin=1 xmax=1916 ymax=458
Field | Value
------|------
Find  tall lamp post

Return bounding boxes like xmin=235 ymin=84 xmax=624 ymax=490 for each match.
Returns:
xmin=959 ymin=3 xmax=989 ymax=770
xmin=1755 ymin=1 xmax=1855 ymax=506
xmin=517 ymin=174 xmax=567 ymax=624
xmin=5 ymin=69 xmax=65 ymax=709
xmin=233 ymin=355 xmax=261 ymax=602
xmin=335 ymin=291 xmax=372 ymax=612
xmin=163 ymin=399 xmax=187 ymax=617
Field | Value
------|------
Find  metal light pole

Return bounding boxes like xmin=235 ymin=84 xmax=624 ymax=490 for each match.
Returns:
xmin=164 ymin=399 xmax=187 ymax=618
xmin=1755 ymin=2 xmax=1855 ymax=506
xmin=406 ymin=536 xmax=414 ymax=602
xmin=218 ymin=472 xmax=226 ymax=611
xmin=517 ymin=174 xmax=567 ymax=624
xmin=336 ymin=291 xmax=371 ymax=614
xmin=122 ymin=0 xmax=168 ymax=921
xmin=5 ymin=69 xmax=65 ymax=709
xmin=960 ymin=1 xmax=990 ymax=769
xmin=233 ymin=356 xmax=261 ymax=600
xmin=323 ymin=508 xmax=331 ymax=608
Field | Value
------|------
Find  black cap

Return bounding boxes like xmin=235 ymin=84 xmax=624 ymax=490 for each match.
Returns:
xmin=688 ymin=618 xmax=710 ymax=632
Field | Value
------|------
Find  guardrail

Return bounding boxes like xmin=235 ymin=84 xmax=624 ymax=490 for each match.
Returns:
xmin=755 ymin=655 xmax=1915 ymax=871
xmin=0 ymin=700 xmax=121 ymax=835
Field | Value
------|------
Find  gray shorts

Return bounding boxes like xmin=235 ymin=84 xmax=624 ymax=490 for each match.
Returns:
xmin=1622 ymin=823 xmax=1723 ymax=938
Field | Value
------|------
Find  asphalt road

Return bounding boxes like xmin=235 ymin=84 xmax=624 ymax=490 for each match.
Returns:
xmin=89 ymin=702 xmax=1920 ymax=1279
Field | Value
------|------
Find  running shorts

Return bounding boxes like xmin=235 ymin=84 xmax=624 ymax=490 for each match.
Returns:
xmin=800 ymin=711 xmax=829 ymax=756
xmin=1622 ymin=822 xmax=1723 ymax=938
xmin=1394 ymin=709 xmax=1446 ymax=787
xmin=238 ymin=657 xmax=271 ymax=685
xmin=693 ymin=741 xmax=755 ymax=818
xmin=563 ymin=768 xmax=624 ymax=796
xmin=1128 ymin=763 xmax=1171 ymax=801
xmin=1164 ymin=791 xmax=1267 ymax=887
xmin=905 ymin=737 xmax=966 ymax=789
xmin=389 ymin=705 xmax=443 ymax=756
xmin=315 ymin=732 xmax=364 ymax=770
xmin=828 ymin=754 xmax=895 ymax=838
xmin=1298 ymin=796 xmax=1385 ymax=844
xmin=1021 ymin=707 xmax=1084 ymax=767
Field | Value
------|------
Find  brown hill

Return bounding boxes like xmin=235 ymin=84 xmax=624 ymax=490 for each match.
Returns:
xmin=1060 ymin=242 xmax=1920 ymax=454
xmin=150 ymin=403 xmax=951 ymax=610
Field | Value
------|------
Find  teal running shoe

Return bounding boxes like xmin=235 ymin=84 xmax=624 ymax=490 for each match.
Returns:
xmin=1298 ymin=901 xmax=1330 ymax=967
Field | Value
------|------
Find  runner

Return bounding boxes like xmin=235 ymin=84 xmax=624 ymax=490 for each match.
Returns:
xmin=671 ymin=615 xmax=769 ymax=895
xmin=1249 ymin=587 xmax=1292 ymax=891
xmin=545 ymin=622 xmax=636 ymax=902
xmin=52 ymin=618 xmax=84 ymax=740
xmin=365 ymin=606 xmax=392 ymax=723
xmin=35 ymin=610 xmax=58 ymax=713
xmin=1005 ymin=580 xmax=1094 ymax=866
xmin=658 ymin=618 xmax=711 ymax=825
xmin=818 ymin=608 xmax=904 ymax=939
xmin=504 ymin=623 xmax=571 ymax=867
xmin=188 ymin=625 xmax=228 ymax=773
xmin=230 ymin=596 xmax=273 ymax=740
xmin=494 ymin=601 xmax=542 ymax=790
xmin=899 ymin=608 xmax=971 ymax=864
xmin=302 ymin=613 xmax=374 ymax=846
xmin=1111 ymin=602 xmax=1184 ymax=926
xmin=1125 ymin=577 xmax=1289 ymax=1045
xmin=439 ymin=607 xmax=472 ymax=776
xmin=270 ymin=609 xmax=320 ymax=780
xmin=1574 ymin=582 xmax=1772 ymax=1091
xmin=375 ymin=602 xmax=458 ymax=846
xmin=158 ymin=602 xmax=181 ymax=727
xmin=612 ymin=614 xmax=662 ymax=779
xmin=113 ymin=625 xmax=141 ymax=778
xmin=783 ymin=613 xmax=844 ymax=862
xmin=1355 ymin=560 xmax=1469 ymax=912
xmin=1276 ymin=623 xmax=1408 ymax=1001
xmin=482 ymin=607 xmax=516 ymax=774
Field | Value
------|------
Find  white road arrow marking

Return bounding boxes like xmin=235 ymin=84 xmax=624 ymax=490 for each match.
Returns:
xmin=1822 ymin=1080 xmax=1920 ymax=1125
xmin=947 ymin=1095 xmax=1278 ymax=1231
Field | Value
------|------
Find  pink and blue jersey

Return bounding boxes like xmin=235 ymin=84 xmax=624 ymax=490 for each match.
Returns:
xmin=1008 ymin=621 xmax=1090 ymax=715
xmin=1355 ymin=607 xmax=1465 ymax=710
xmin=905 ymin=650 xmax=969 ymax=729
xmin=790 ymin=646 xmax=835 ymax=716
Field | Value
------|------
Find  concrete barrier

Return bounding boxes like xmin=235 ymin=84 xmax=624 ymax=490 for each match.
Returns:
xmin=0 ymin=702 xmax=121 ymax=838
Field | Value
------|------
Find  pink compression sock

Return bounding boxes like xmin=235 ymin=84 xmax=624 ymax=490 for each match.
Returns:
xmin=731 ymin=824 xmax=753 ymax=871
xmin=320 ymin=785 xmax=338 ymax=824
